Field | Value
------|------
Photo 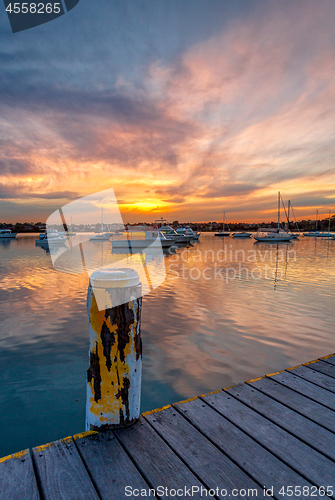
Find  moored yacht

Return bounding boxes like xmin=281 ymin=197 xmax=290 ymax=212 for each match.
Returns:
xmin=254 ymin=193 xmax=294 ymax=242
xmin=0 ymin=229 xmax=17 ymax=238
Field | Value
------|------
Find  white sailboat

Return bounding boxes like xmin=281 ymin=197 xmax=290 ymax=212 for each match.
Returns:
xmin=254 ymin=193 xmax=294 ymax=242
xmin=89 ymin=208 xmax=112 ymax=241
xmin=215 ymin=212 xmax=230 ymax=237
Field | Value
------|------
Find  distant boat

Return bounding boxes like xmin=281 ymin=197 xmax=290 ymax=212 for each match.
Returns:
xmin=215 ymin=212 xmax=230 ymax=237
xmin=0 ymin=229 xmax=16 ymax=239
xmin=35 ymin=230 xmax=66 ymax=245
xmin=303 ymin=210 xmax=322 ymax=237
xmin=286 ymin=200 xmax=299 ymax=239
xmin=111 ymin=229 xmax=176 ymax=249
xmin=90 ymin=208 xmax=112 ymax=241
xmin=232 ymin=232 xmax=252 ymax=238
xmin=254 ymin=193 xmax=294 ymax=242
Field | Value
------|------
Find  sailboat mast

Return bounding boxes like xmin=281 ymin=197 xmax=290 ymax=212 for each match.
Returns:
xmin=287 ymin=200 xmax=290 ymax=231
xmin=101 ymin=207 xmax=103 ymax=234
xmin=328 ymin=210 xmax=331 ymax=233
xmin=316 ymin=209 xmax=318 ymax=231
xmin=223 ymin=212 xmax=225 ymax=233
xmin=278 ymin=192 xmax=280 ymax=231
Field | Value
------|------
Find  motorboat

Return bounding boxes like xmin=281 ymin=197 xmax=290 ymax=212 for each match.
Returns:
xmin=154 ymin=219 xmax=190 ymax=244
xmin=254 ymin=193 xmax=294 ymax=242
xmin=215 ymin=212 xmax=230 ymax=236
xmin=111 ymin=228 xmax=176 ymax=250
xmin=35 ymin=230 xmax=67 ymax=245
xmin=0 ymin=229 xmax=17 ymax=238
xmin=232 ymin=232 xmax=252 ymax=238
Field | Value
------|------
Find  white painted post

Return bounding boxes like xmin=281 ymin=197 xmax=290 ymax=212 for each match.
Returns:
xmin=86 ymin=268 xmax=142 ymax=430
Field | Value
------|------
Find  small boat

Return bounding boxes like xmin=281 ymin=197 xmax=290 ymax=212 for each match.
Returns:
xmin=0 ymin=229 xmax=17 ymax=238
xmin=154 ymin=219 xmax=193 ymax=244
xmin=111 ymin=229 xmax=176 ymax=250
xmin=215 ymin=212 xmax=230 ymax=237
xmin=303 ymin=210 xmax=321 ymax=237
xmin=89 ymin=208 xmax=112 ymax=241
xmin=89 ymin=233 xmax=111 ymax=241
xmin=232 ymin=232 xmax=252 ymax=238
xmin=254 ymin=193 xmax=294 ymax=242
xmin=35 ymin=231 xmax=67 ymax=245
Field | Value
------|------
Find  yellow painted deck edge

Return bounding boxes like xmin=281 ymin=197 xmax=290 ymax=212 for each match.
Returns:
xmin=73 ymin=430 xmax=98 ymax=441
xmin=142 ymin=405 xmax=171 ymax=416
xmin=0 ymin=449 xmax=27 ymax=464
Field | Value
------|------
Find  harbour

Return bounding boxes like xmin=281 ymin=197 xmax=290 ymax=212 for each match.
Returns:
xmin=0 ymin=233 xmax=335 ymax=459
xmin=1 ymin=353 xmax=335 ymax=499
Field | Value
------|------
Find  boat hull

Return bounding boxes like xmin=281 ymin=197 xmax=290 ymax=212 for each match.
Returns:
xmin=232 ymin=233 xmax=252 ymax=238
xmin=254 ymin=236 xmax=293 ymax=242
xmin=214 ymin=232 xmax=231 ymax=237
xmin=112 ymin=239 xmax=176 ymax=249
xmin=0 ymin=233 xmax=17 ymax=238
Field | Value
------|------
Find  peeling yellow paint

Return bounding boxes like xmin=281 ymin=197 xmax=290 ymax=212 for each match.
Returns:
xmin=286 ymin=365 xmax=300 ymax=371
xmin=87 ymin=291 xmax=141 ymax=424
xmin=245 ymin=376 xmax=264 ymax=383
xmin=61 ymin=436 xmax=72 ymax=444
xmin=142 ymin=405 xmax=171 ymax=416
xmin=0 ymin=449 xmax=27 ymax=463
xmin=73 ymin=431 xmax=98 ymax=441
xmin=200 ymin=389 xmax=221 ymax=397
xmin=223 ymin=385 xmax=235 ymax=391
xmin=265 ymin=371 xmax=283 ymax=377
xmin=34 ymin=442 xmax=54 ymax=452
xmin=320 ymin=354 xmax=335 ymax=360
xmin=302 ymin=359 xmax=318 ymax=366
xmin=172 ymin=396 xmax=198 ymax=406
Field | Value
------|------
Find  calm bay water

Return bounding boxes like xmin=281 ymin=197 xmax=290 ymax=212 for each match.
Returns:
xmin=0 ymin=232 xmax=334 ymax=457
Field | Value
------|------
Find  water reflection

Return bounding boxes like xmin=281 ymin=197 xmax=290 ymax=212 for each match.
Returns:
xmin=0 ymin=233 xmax=334 ymax=457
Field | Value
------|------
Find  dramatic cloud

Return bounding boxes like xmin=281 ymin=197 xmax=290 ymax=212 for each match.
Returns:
xmin=0 ymin=0 xmax=335 ymax=221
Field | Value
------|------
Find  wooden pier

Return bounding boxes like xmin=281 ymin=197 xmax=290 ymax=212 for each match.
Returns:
xmin=1 ymin=354 xmax=335 ymax=500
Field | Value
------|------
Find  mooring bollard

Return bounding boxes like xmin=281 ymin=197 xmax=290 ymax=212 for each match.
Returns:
xmin=86 ymin=267 xmax=142 ymax=430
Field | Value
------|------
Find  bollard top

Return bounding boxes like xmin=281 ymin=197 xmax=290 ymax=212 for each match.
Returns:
xmin=89 ymin=267 xmax=140 ymax=289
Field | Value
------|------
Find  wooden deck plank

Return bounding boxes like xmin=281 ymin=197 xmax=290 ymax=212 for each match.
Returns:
xmin=173 ymin=397 xmax=315 ymax=500
xmin=270 ymin=371 xmax=335 ymax=411
xmin=249 ymin=376 xmax=335 ymax=434
xmin=144 ymin=405 xmax=263 ymax=500
xmin=75 ymin=431 xmax=151 ymax=500
xmin=115 ymin=417 xmax=205 ymax=499
xmin=202 ymin=389 xmax=335 ymax=490
xmin=32 ymin=437 xmax=100 ymax=500
xmin=320 ymin=355 xmax=335 ymax=366
xmin=306 ymin=360 xmax=335 ymax=379
xmin=0 ymin=450 xmax=40 ymax=500
xmin=229 ymin=380 xmax=335 ymax=460
xmin=287 ymin=366 xmax=335 ymax=393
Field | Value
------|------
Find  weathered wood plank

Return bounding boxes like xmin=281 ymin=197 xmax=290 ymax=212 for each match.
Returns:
xmin=115 ymin=417 xmax=205 ymax=499
xmin=0 ymin=449 xmax=40 ymax=500
xmin=249 ymin=376 xmax=335 ymax=433
xmin=201 ymin=389 xmax=335 ymax=491
xmin=320 ymin=355 xmax=335 ymax=366
xmin=32 ymin=437 xmax=100 ymax=500
xmin=75 ymin=431 xmax=152 ymax=500
xmin=173 ymin=397 xmax=315 ymax=500
xmin=144 ymin=405 xmax=262 ymax=500
xmin=229 ymin=380 xmax=335 ymax=461
xmin=306 ymin=360 xmax=335 ymax=379
xmin=287 ymin=366 xmax=335 ymax=393
xmin=270 ymin=371 xmax=335 ymax=411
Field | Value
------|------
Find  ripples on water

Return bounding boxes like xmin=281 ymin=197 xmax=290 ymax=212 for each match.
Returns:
xmin=0 ymin=233 xmax=334 ymax=456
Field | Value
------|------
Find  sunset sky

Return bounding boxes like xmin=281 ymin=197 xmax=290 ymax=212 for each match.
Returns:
xmin=1 ymin=0 xmax=335 ymax=223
